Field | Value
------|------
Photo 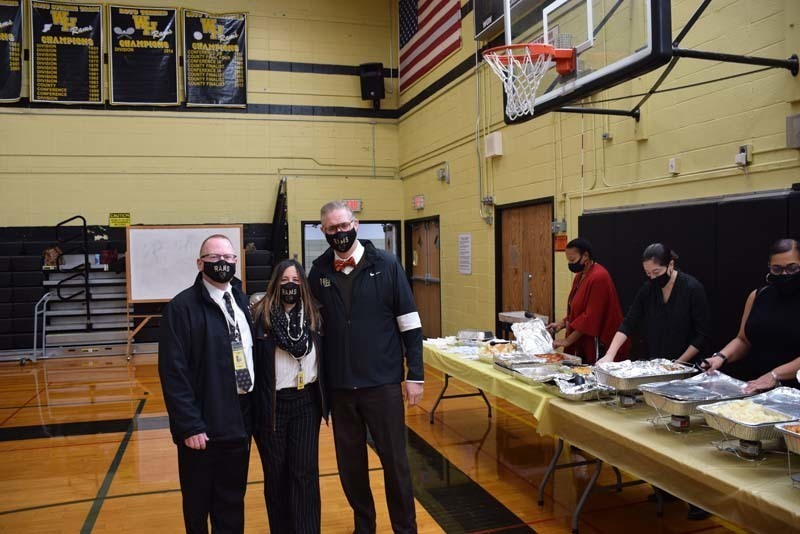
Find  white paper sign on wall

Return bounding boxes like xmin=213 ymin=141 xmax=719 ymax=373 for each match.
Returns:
xmin=458 ymin=233 xmax=471 ymax=275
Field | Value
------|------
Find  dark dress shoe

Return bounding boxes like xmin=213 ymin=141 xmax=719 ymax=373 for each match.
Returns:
xmin=687 ymin=504 xmax=711 ymax=520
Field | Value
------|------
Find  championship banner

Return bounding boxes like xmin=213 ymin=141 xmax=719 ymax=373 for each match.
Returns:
xmin=108 ymin=5 xmax=178 ymax=105
xmin=183 ymin=10 xmax=246 ymax=108
xmin=30 ymin=1 xmax=103 ymax=104
xmin=0 ymin=0 xmax=23 ymax=102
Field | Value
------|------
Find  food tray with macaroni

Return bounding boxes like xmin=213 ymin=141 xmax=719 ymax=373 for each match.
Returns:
xmin=698 ymin=388 xmax=800 ymax=442
xmin=775 ymin=422 xmax=800 ymax=455
xmin=640 ymin=372 xmax=749 ymax=416
xmin=594 ymin=359 xmax=697 ymax=393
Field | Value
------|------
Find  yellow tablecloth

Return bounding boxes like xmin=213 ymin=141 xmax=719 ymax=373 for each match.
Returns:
xmin=422 ymin=344 xmax=555 ymax=423
xmin=423 ymin=344 xmax=799 ymax=531
xmin=541 ymin=400 xmax=800 ymax=532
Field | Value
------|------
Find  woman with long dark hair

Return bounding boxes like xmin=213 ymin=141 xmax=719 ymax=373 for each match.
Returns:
xmin=252 ymin=259 xmax=326 ymax=533
xmin=597 ymin=243 xmax=712 ymax=364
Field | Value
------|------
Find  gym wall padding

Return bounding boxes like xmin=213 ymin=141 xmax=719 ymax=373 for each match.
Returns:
xmin=579 ymin=192 xmax=795 ymax=358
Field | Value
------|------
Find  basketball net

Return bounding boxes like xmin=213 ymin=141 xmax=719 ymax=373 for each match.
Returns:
xmin=483 ymin=43 xmax=576 ymax=120
xmin=483 ymin=45 xmax=553 ymax=120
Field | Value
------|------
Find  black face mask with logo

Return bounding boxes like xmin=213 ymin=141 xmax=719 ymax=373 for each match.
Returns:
xmin=203 ymin=260 xmax=236 ymax=283
xmin=280 ymin=282 xmax=300 ymax=305
xmin=326 ymin=228 xmax=357 ymax=254
xmin=766 ymin=272 xmax=800 ymax=295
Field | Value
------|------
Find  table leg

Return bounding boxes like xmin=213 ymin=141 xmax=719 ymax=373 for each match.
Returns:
xmin=429 ymin=373 xmax=494 ymax=424
xmin=612 ymin=466 xmax=623 ymax=492
xmin=538 ymin=438 xmax=565 ymax=506
xmin=478 ymin=389 xmax=492 ymax=418
xmin=572 ymin=459 xmax=603 ymax=534
xmin=429 ymin=373 xmax=451 ymax=424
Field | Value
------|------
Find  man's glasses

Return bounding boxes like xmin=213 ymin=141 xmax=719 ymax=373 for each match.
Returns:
xmin=768 ymin=263 xmax=800 ymax=275
xmin=201 ymin=254 xmax=238 ymax=262
xmin=323 ymin=220 xmax=355 ymax=235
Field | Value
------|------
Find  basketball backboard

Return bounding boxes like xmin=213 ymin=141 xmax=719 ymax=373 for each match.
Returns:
xmin=475 ymin=0 xmax=672 ymax=121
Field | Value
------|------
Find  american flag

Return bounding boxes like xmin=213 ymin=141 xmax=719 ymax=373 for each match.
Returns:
xmin=399 ymin=0 xmax=462 ymax=92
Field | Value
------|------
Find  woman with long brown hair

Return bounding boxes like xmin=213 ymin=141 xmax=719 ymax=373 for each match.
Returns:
xmin=251 ymin=258 xmax=326 ymax=533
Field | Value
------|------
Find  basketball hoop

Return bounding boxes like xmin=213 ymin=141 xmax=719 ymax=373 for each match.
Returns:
xmin=483 ymin=43 xmax=576 ymax=120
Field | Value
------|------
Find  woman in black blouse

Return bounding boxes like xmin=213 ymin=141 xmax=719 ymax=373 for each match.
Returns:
xmin=599 ymin=243 xmax=714 ymax=520
xmin=598 ymin=243 xmax=712 ymax=364
xmin=703 ymin=238 xmax=800 ymax=393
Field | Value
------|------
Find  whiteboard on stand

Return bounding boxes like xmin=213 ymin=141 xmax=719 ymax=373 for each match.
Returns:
xmin=126 ymin=225 xmax=245 ymax=303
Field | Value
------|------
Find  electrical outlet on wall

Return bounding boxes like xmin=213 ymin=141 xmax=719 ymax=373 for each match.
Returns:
xmin=668 ymin=157 xmax=679 ymax=174
xmin=735 ymin=144 xmax=753 ymax=167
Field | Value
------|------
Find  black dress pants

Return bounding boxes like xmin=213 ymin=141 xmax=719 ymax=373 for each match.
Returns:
xmin=176 ymin=395 xmax=251 ymax=534
xmin=254 ymin=385 xmax=322 ymax=534
xmin=331 ymin=383 xmax=417 ymax=534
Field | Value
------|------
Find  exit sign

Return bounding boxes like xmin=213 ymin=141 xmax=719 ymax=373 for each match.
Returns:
xmin=412 ymin=195 xmax=425 ymax=210
xmin=343 ymin=199 xmax=363 ymax=212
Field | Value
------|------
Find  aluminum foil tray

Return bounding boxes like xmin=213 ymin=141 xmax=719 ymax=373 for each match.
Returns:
xmin=640 ymin=372 xmax=749 ymax=416
xmin=531 ymin=353 xmax=583 ymax=365
xmin=542 ymin=378 xmax=613 ymax=402
xmin=511 ymin=364 xmax=573 ymax=385
xmin=594 ymin=359 xmax=697 ymax=393
xmin=699 ymin=388 xmax=800 ymax=442
xmin=492 ymin=352 xmax=546 ymax=370
xmin=775 ymin=422 xmax=800 ymax=455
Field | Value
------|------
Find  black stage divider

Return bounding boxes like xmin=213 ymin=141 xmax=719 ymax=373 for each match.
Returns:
xmin=579 ymin=190 xmax=799 ymax=363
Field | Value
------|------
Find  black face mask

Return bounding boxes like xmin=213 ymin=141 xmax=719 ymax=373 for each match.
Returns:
xmin=280 ymin=282 xmax=300 ymax=305
xmin=203 ymin=260 xmax=236 ymax=283
xmin=766 ymin=272 xmax=800 ymax=295
xmin=326 ymin=228 xmax=357 ymax=254
xmin=651 ymin=270 xmax=671 ymax=288
xmin=567 ymin=259 xmax=585 ymax=273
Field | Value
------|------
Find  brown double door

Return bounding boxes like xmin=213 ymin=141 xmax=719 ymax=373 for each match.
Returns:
xmin=499 ymin=201 xmax=554 ymax=324
xmin=409 ymin=219 xmax=441 ymax=338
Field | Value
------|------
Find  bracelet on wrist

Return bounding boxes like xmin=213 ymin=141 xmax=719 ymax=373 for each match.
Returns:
xmin=712 ymin=351 xmax=728 ymax=363
xmin=770 ymin=371 xmax=781 ymax=386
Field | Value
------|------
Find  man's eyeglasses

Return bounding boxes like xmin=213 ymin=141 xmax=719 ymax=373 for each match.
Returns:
xmin=323 ymin=220 xmax=355 ymax=235
xmin=201 ymin=254 xmax=238 ymax=262
xmin=768 ymin=263 xmax=800 ymax=275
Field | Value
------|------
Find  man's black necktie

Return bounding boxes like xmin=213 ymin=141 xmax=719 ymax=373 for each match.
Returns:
xmin=223 ymin=292 xmax=252 ymax=391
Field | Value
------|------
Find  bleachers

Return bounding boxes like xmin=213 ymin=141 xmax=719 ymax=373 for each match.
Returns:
xmin=0 ymin=221 xmax=276 ymax=356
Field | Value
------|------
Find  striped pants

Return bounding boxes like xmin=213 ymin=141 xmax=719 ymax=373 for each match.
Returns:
xmin=254 ymin=385 xmax=322 ymax=534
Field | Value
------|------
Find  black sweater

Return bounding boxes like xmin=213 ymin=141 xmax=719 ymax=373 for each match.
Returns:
xmin=618 ymin=271 xmax=712 ymax=359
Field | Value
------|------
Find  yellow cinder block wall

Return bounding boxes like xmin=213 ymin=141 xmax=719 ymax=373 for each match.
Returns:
xmin=2 ymin=0 xmax=799 ymax=337
xmin=0 ymin=0 xmax=398 ymax=227
xmin=398 ymin=0 xmax=800 ymax=335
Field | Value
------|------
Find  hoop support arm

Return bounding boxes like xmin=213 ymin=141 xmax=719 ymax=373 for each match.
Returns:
xmin=556 ymin=106 xmax=640 ymax=120
xmin=672 ymin=48 xmax=799 ymax=76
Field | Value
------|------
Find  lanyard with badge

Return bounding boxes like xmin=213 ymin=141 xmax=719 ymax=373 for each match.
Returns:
xmin=286 ymin=306 xmax=308 ymax=390
xmin=221 ymin=294 xmax=251 ymax=391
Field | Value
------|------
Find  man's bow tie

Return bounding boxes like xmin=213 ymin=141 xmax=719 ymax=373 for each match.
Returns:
xmin=334 ymin=256 xmax=356 ymax=272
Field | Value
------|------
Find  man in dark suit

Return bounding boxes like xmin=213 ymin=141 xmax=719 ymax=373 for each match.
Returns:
xmin=159 ymin=234 xmax=254 ymax=533
xmin=309 ymin=201 xmax=423 ymax=534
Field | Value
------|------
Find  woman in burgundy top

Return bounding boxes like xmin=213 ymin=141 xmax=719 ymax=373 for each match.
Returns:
xmin=547 ymin=238 xmax=627 ymax=364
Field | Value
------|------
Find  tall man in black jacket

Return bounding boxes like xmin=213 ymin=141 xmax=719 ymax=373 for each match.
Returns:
xmin=159 ymin=234 xmax=254 ymax=534
xmin=309 ymin=201 xmax=424 ymax=534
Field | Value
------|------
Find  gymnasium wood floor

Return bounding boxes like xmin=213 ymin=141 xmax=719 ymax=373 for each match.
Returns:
xmin=0 ymin=354 xmax=748 ymax=533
